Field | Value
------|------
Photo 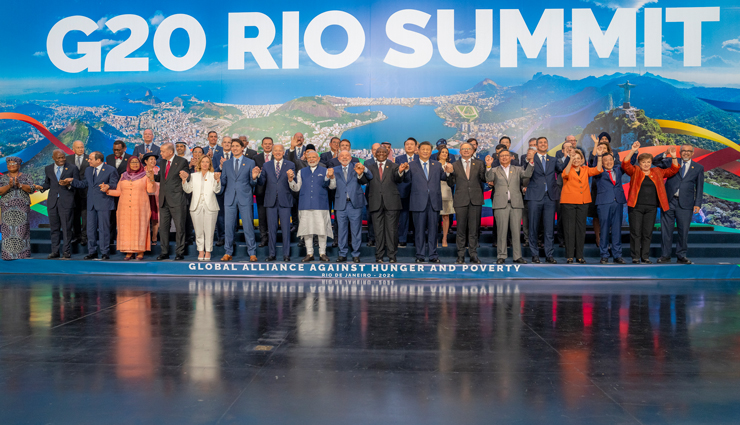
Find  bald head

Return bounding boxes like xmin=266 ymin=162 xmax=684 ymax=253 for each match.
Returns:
xmin=72 ymin=140 xmax=85 ymax=156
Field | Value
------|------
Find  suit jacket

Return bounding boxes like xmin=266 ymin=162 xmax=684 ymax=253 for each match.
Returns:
xmin=212 ymin=150 xmax=234 ymax=173
xmin=154 ymin=156 xmax=190 ymax=208
xmin=66 ymin=154 xmax=88 ymax=197
xmin=664 ymin=160 xmax=704 ymax=209
xmin=258 ymin=159 xmax=295 ymax=209
xmin=287 ymin=146 xmax=308 ymax=165
xmin=182 ymin=171 xmax=221 ymax=212
xmin=622 ymin=158 xmax=680 ymax=211
xmin=71 ymin=164 xmax=119 ymax=211
xmin=365 ymin=159 xmax=405 ymax=212
xmin=106 ymin=153 xmax=132 ymax=177
xmin=42 ymin=163 xmax=79 ymax=209
xmin=220 ymin=155 xmax=257 ymax=206
xmin=202 ymin=144 xmax=223 ymax=158
xmin=395 ymin=153 xmax=418 ymax=198
xmin=319 ymin=151 xmax=339 ymax=167
xmin=132 ymin=143 xmax=160 ymax=158
xmin=446 ymin=158 xmax=487 ymax=207
xmin=561 ymin=165 xmax=603 ymax=204
xmin=486 ymin=164 xmax=533 ymax=209
xmin=407 ymin=159 xmax=446 ymax=212
xmin=593 ymin=167 xmax=627 ymax=205
xmin=524 ymin=153 xmax=568 ymax=201
xmin=332 ymin=165 xmax=372 ymax=210
xmin=253 ymin=152 xmax=274 ymax=197
xmin=325 ymin=156 xmax=360 ymax=168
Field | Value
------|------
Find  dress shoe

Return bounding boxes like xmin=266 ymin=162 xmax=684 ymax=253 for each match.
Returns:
xmin=353 ymin=257 xmax=360 ymax=263
xmin=337 ymin=256 xmax=347 ymax=262
xmin=632 ymin=258 xmax=640 ymax=264
xmin=319 ymin=254 xmax=330 ymax=262
xmin=332 ymin=240 xmax=338 ymax=248
xmin=48 ymin=253 xmax=60 ymax=259
xmin=249 ymin=255 xmax=258 ymax=262
xmin=600 ymin=257 xmax=609 ymax=264
xmin=301 ymin=255 xmax=314 ymax=263
xmin=576 ymin=258 xmax=586 ymax=264
xmin=657 ymin=257 xmax=671 ymax=264
xmin=415 ymin=258 xmax=425 ymax=263
xmin=496 ymin=258 xmax=505 ymax=264
xmin=614 ymin=257 xmax=626 ymax=264
xmin=429 ymin=258 xmax=440 ymax=263
xmin=513 ymin=258 xmax=527 ymax=264
xmin=546 ymin=257 xmax=557 ymax=264
xmin=677 ymin=257 xmax=693 ymax=264
xmin=367 ymin=241 xmax=375 ymax=247
xmin=83 ymin=253 xmax=97 ymax=260
xmin=220 ymin=254 xmax=232 ymax=261
xmin=469 ymin=257 xmax=481 ymax=264
xmin=101 ymin=254 xmax=110 ymax=260
xmin=398 ymin=243 xmax=407 ymax=248
xmin=376 ymin=258 xmax=384 ymax=263
xmin=258 ymin=241 xmax=268 ymax=248
xmin=531 ymin=256 xmax=541 ymax=264
xmin=265 ymin=256 xmax=276 ymax=262
xmin=215 ymin=239 xmax=225 ymax=247
xmin=283 ymin=257 xmax=290 ymax=262
xmin=174 ymin=255 xmax=184 ymax=261
xmin=157 ymin=254 xmax=170 ymax=260
xmin=566 ymin=258 xmax=574 ymax=264
xmin=389 ymin=258 xmax=397 ymax=263
xmin=62 ymin=253 xmax=71 ymax=259
xmin=456 ymin=257 xmax=465 ymax=264
xmin=642 ymin=258 xmax=653 ymax=264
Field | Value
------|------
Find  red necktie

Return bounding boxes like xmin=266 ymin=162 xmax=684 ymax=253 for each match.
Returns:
xmin=609 ymin=170 xmax=616 ymax=185
xmin=165 ymin=160 xmax=171 ymax=179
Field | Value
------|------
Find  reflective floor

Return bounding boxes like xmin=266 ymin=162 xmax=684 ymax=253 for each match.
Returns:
xmin=1 ymin=277 xmax=740 ymax=424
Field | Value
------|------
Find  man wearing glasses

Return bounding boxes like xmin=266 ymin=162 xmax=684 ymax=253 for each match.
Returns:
xmin=658 ymin=145 xmax=704 ymax=264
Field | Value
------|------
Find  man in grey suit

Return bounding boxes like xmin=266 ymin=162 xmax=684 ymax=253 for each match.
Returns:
xmin=365 ymin=146 xmax=406 ymax=263
xmin=445 ymin=143 xmax=487 ymax=264
xmin=485 ymin=149 xmax=533 ymax=264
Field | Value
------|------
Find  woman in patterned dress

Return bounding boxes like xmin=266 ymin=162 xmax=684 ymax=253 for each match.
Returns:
xmin=0 ymin=156 xmax=36 ymax=260
xmin=142 ymin=153 xmax=160 ymax=247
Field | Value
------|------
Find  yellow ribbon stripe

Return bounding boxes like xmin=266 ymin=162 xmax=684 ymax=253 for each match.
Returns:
xmin=656 ymin=120 xmax=740 ymax=153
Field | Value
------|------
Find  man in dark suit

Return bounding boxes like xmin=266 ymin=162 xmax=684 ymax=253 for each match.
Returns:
xmin=149 ymin=142 xmax=190 ymax=260
xmin=593 ymin=153 xmax=627 ymax=264
xmin=395 ymin=137 xmax=419 ymax=247
xmin=287 ymin=132 xmax=306 ymax=235
xmin=237 ymin=135 xmax=259 ymax=160
xmin=66 ymin=140 xmax=88 ymax=245
xmin=132 ymin=129 xmax=161 ymax=158
xmin=105 ymin=140 xmax=131 ymax=246
xmin=658 ymin=145 xmax=704 ymax=264
xmin=36 ymin=150 xmax=79 ymax=258
xmin=253 ymin=137 xmax=274 ymax=248
xmin=366 ymin=146 xmax=405 ymax=262
xmin=523 ymin=136 xmax=568 ymax=264
xmin=256 ymin=144 xmax=294 ymax=262
xmin=202 ymin=131 xmax=222 ymax=157
xmin=220 ymin=138 xmax=261 ymax=262
xmin=495 ymin=136 xmax=520 ymax=165
xmin=319 ymin=137 xmax=341 ymax=166
xmin=330 ymin=151 xmax=372 ymax=263
xmin=445 ymin=142 xmax=487 ymax=264
xmin=401 ymin=141 xmax=447 ymax=263
xmin=63 ymin=151 xmax=118 ymax=260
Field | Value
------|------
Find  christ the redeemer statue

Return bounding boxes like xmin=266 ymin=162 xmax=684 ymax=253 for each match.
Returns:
xmin=619 ymin=81 xmax=637 ymax=108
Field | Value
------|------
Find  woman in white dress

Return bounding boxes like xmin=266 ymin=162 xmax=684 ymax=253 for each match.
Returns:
xmin=182 ymin=156 xmax=221 ymax=260
xmin=438 ymin=147 xmax=455 ymax=247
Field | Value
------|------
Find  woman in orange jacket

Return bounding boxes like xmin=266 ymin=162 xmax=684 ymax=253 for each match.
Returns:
xmin=622 ymin=141 xmax=680 ymax=263
xmin=561 ymin=147 xmax=603 ymax=263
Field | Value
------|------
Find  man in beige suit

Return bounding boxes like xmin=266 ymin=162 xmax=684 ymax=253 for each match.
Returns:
xmin=485 ymin=149 xmax=533 ymax=264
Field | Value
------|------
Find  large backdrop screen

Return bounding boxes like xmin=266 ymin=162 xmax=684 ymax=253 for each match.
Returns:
xmin=1 ymin=1 xmax=739 ymax=229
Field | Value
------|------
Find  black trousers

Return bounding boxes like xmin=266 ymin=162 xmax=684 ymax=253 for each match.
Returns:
xmin=561 ymin=203 xmax=588 ymax=259
xmin=371 ymin=207 xmax=399 ymax=260
xmin=49 ymin=203 xmax=74 ymax=255
xmin=455 ymin=204 xmax=482 ymax=258
xmin=628 ymin=205 xmax=657 ymax=260
xmin=256 ymin=195 xmax=268 ymax=243
xmin=72 ymin=192 xmax=87 ymax=242
xmin=159 ymin=200 xmax=187 ymax=256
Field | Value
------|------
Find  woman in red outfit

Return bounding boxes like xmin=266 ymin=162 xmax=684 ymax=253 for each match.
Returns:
xmin=621 ymin=142 xmax=679 ymax=264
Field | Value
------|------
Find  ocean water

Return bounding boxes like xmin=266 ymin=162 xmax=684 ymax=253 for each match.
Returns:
xmin=342 ymin=105 xmax=456 ymax=150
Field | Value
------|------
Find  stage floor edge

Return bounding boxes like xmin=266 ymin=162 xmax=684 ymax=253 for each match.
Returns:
xmin=2 ymin=259 xmax=739 ymax=281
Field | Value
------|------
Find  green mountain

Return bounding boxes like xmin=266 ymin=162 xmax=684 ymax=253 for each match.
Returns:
xmin=173 ymin=97 xmax=243 ymax=119
xmin=579 ymin=108 xmax=673 ymax=152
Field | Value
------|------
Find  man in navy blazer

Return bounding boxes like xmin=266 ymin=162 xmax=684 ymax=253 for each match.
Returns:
xmin=330 ymin=151 xmax=373 ymax=263
xmin=202 ymin=131 xmax=223 ymax=158
xmin=395 ymin=137 xmax=419 ymax=247
xmin=37 ymin=150 xmax=80 ymax=259
xmin=256 ymin=144 xmax=294 ymax=262
xmin=63 ymin=151 xmax=118 ymax=260
xmin=319 ymin=137 xmax=341 ymax=166
xmin=132 ymin=129 xmax=160 ymax=158
xmin=658 ymin=145 xmax=704 ymax=264
xmin=400 ymin=141 xmax=447 ymax=263
xmin=592 ymin=152 xmax=627 ymax=264
xmin=523 ymin=136 xmax=568 ymax=263
xmin=220 ymin=138 xmax=261 ymax=262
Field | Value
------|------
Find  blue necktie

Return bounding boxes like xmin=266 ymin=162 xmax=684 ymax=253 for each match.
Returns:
xmin=55 ymin=166 xmax=62 ymax=181
xmin=423 ymin=162 xmax=428 ymax=180
xmin=682 ymin=163 xmax=688 ymax=178
xmin=93 ymin=167 xmax=98 ymax=181
xmin=540 ymin=155 xmax=547 ymax=191
xmin=234 ymin=157 xmax=238 ymax=173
